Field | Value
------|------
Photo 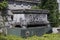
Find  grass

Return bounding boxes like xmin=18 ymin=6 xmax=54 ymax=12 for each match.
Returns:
xmin=0 ymin=33 xmax=60 ymax=40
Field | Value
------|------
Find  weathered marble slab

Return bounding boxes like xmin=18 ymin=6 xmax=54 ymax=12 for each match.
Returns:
xmin=10 ymin=9 xmax=49 ymax=25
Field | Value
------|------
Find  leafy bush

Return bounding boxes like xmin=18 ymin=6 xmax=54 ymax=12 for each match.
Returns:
xmin=0 ymin=35 xmax=7 ymax=40
xmin=0 ymin=33 xmax=60 ymax=40
xmin=41 ymin=0 xmax=59 ymax=27
xmin=0 ymin=35 xmax=24 ymax=40
xmin=0 ymin=0 xmax=8 ymax=10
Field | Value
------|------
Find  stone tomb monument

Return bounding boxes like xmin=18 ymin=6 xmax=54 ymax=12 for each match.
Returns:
xmin=7 ymin=9 xmax=50 ymax=37
xmin=11 ymin=9 xmax=49 ymax=28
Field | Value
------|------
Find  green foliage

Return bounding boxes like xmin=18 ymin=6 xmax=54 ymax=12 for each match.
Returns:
xmin=41 ymin=0 xmax=59 ymax=27
xmin=42 ymin=33 xmax=60 ymax=40
xmin=0 ymin=0 xmax=8 ymax=17
xmin=26 ymin=34 xmax=60 ymax=40
xmin=0 ymin=36 xmax=7 ymax=40
xmin=0 ymin=0 xmax=8 ymax=10
xmin=0 ymin=35 xmax=24 ymax=40
xmin=0 ymin=34 xmax=60 ymax=40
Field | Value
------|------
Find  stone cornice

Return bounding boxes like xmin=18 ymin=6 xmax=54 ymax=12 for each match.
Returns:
xmin=11 ymin=9 xmax=49 ymax=14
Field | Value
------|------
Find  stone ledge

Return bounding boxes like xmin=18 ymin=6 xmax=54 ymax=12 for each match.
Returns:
xmin=11 ymin=9 xmax=49 ymax=14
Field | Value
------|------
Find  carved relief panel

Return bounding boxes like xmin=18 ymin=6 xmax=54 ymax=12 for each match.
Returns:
xmin=25 ymin=14 xmax=47 ymax=24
